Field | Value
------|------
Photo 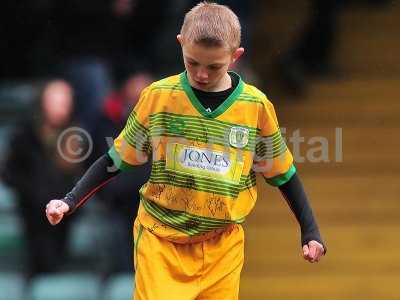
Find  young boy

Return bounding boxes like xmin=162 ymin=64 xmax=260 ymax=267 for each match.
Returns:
xmin=46 ymin=2 xmax=326 ymax=299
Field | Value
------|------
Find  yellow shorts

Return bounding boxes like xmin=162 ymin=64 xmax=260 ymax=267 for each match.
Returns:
xmin=132 ymin=218 xmax=244 ymax=300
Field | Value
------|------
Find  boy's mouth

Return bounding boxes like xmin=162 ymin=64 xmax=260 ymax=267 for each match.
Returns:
xmin=195 ymin=80 xmax=208 ymax=86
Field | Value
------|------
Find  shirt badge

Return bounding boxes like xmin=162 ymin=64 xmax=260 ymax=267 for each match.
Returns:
xmin=229 ymin=127 xmax=249 ymax=148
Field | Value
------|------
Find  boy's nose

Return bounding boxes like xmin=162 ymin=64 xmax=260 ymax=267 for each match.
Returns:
xmin=196 ymin=69 xmax=209 ymax=81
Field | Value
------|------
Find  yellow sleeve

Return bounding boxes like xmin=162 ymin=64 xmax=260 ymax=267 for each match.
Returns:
xmin=253 ymin=99 xmax=296 ymax=186
xmin=108 ymin=86 xmax=152 ymax=170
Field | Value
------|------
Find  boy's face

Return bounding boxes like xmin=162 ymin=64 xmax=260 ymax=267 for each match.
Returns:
xmin=178 ymin=35 xmax=244 ymax=92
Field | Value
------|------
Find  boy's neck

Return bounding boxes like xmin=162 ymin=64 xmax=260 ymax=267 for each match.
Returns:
xmin=216 ymin=73 xmax=233 ymax=91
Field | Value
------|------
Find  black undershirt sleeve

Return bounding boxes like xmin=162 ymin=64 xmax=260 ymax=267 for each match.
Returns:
xmin=62 ymin=154 xmax=120 ymax=214
xmin=278 ymin=173 xmax=326 ymax=253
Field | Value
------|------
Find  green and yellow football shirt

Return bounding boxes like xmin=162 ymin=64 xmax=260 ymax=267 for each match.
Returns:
xmin=108 ymin=72 xmax=295 ymax=243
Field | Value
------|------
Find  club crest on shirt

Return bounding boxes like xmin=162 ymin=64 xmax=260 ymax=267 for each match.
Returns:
xmin=229 ymin=127 xmax=249 ymax=148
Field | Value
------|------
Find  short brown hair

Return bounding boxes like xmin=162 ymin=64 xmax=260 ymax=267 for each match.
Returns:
xmin=180 ymin=2 xmax=241 ymax=50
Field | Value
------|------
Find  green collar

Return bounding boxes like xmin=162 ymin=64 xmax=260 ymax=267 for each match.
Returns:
xmin=180 ymin=71 xmax=244 ymax=118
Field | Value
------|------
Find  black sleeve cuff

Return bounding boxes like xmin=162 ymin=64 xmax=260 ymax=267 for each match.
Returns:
xmin=278 ymin=173 xmax=327 ymax=254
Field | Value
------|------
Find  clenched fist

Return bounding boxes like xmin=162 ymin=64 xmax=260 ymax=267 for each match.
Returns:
xmin=302 ymin=240 xmax=325 ymax=263
xmin=45 ymin=200 xmax=70 ymax=225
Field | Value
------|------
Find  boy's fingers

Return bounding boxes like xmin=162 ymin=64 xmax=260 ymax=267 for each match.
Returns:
xmin=48 ymin=213 xmax=61 ymax=225
xmin=46 ymin=200 xmax=69 ymax=215
xmin=303 ymin=244 xmax=323 ymax=263
xmin=54 ymin=201 xmax=70 ymax=213
xmin=305 ymin=241 xmax=325 ymax=262
xmin=47 ymin=207 xmax=61 ymax=217
xmin=59 ymin=203 xmax=70 ymax=214
xmin=302 ymin=245 xmax=313 ymax=262
xmin=309 ymin=244 xmax=317 ymax=260
xmin=302 ymin=245 xmax=309 ymax=257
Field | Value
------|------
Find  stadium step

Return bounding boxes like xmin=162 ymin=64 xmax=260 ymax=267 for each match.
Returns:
xmin=241 ymin=274 xmax=400 ymax=300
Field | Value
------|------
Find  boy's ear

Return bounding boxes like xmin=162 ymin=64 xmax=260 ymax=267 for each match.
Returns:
xmin=232 ymin=47 xmax=245 ymax=63
xmin=177 ymin=34 xmax=183 ymax=45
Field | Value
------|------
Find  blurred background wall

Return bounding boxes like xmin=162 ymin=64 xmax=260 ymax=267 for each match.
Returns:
xmin=0 ymin=0 xmax=399 ymax=299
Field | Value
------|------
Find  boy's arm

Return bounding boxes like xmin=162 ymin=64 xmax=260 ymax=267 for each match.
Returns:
xmin=62 ymin=154 xmax=120 ymax=213
xmin=254 ymin=98 xmax=325 ymax=262
xmin=46 ymin=154 xmax=120 ymax=225
xmin=46 ymin=85 xmax=153 ymax=225
xmin=278 ymin=173 xmax=326 ymax=262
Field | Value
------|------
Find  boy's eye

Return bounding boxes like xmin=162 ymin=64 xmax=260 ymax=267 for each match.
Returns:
xmin=208 ymin=65 xmax=222 ymax=71
xmin=188 ymin=61 xmax=199 ymax=66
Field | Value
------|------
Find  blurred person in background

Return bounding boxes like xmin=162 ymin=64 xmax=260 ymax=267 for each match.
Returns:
xmin=1 ymin=80 xmax=81 ymax=277
xmin=276 ymin=0 xmax=389 ymax=96
xmin=276 ymin=0 xmax=345 ymax=96
xmin=89 ymin=72 xmax=152 ymax=274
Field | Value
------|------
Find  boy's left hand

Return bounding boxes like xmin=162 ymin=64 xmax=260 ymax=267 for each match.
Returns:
xmin=302 ymin=240 xmax=325 ymax=263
